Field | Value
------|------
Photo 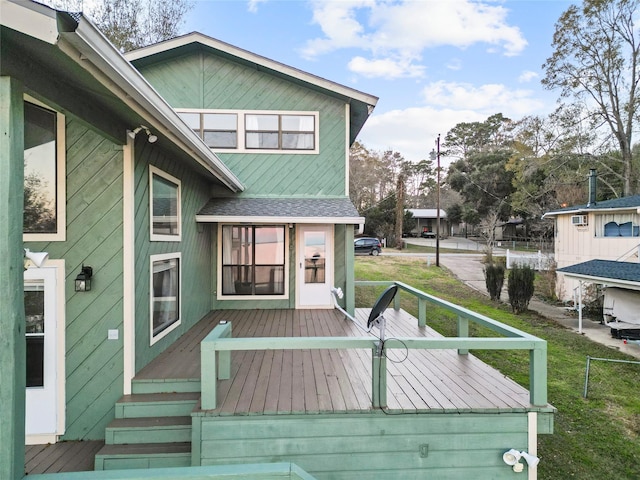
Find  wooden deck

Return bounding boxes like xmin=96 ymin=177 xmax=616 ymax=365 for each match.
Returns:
xmin=138 ymin=308 xmax=534 ymax=414
xmin=25 ymin=441 xmax=103 ymax=474
xmin=25 ymin=308 xmax=540 ymax=475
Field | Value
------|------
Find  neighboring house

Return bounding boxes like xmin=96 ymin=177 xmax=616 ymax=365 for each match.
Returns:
xmin=3 ymin=2 xmax=554 ymax=479
xmin=543 ymin=170 xmax=640 ymax=302
xmin=495 ymin=218 xmax=526 ymax=242
xmin=557 ymin=260 xmax=640 ymax=337
xmin=405 ymin=208 xmax=448 ymax=237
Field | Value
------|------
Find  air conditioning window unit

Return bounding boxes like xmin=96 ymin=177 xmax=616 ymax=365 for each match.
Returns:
xmin=571 ymin=214 xmax=588 ymax=226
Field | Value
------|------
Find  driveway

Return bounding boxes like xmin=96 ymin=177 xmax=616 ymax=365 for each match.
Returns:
xmin=395 ymin=237 xmax=640 ymax=359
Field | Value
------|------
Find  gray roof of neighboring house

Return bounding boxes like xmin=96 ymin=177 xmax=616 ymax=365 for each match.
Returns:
xmin=558 ymin=259 xmax=640 ymax=284
xmin=196 ymin=197 xmax=364 ymax=224
xmin=543 ymin=195 xmax=640 ymax=217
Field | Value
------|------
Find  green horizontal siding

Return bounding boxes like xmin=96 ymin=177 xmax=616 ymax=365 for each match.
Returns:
xmin=195 ymin=413 xmax=532 ymax=479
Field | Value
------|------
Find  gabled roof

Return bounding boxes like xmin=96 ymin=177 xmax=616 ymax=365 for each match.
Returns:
xmin=558 ymin=259 xmax=640 ymax=290
xmin=197 ymin=197 xmax=364 ymax=224
xmin=125 ymin=32 xmax=378 ymax=144
xmin=1 ymin=0 xmax=243 ymax=192
xmin=543 ymin=195 xmax=640 ymax=218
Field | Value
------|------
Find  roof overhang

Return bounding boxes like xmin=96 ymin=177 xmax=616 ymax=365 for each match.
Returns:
xmin=196 ymin=197 xmax=364 ymax=225
xmin=125 ymin=32 xmax=378 ymax=144
xmin=558 ymin=260 xmax=640 ymax=291
xmin=1 ymin=0 xmax=244 ymax=193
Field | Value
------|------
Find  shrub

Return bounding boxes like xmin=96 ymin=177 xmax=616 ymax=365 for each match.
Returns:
xmin=484 ymin=263 xmax=505 ymax=301
xmin=508 ymin=264 xmax=535 ymax=314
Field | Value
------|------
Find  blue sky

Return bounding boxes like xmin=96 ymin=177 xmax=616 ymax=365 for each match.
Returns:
xmin=185 ymin=0 xmax=572 ymax=164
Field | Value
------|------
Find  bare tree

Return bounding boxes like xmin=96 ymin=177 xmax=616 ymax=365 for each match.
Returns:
xmin=542 ymin=0 xmax=640 ymax=195
xmin=38 ymin=0 xmax=194 ymax=52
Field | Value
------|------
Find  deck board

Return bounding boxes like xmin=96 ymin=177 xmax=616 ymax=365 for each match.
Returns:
xmin=25 ymin=441 xmax=103 ymax=474
xmin=134 ymin=307 xmax=536 ymax=415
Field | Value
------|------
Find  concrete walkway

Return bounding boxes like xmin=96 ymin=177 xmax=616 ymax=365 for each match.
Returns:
xmin=400 ymin=237 xmax=640 ymax=360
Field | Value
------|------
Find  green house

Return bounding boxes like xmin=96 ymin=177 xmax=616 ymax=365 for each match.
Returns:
xmin=1 ymin=2 xmax=553 ymax=479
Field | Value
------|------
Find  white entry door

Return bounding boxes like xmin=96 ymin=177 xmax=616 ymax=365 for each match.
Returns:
xmin=297 ymin=225 xmax=333 ymax=308
xmin=25 ymin=266 xmax=60 ymax=443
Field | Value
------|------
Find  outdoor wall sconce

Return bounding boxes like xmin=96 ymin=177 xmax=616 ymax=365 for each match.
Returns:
xmin=128 ymin=125 xmax=157 ymax=143
xmin=75 ymin=265 xmax=93 ymax=292
xmin=24 ymin=248 xmax=48 ymax=270
xmin=502 ymin=449 xmax=539 ymax=473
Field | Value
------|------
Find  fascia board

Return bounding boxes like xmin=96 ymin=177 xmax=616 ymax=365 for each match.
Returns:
xmin=1 ymin=0 xmax=58 ymax=44
xmin=55 ymin=18 xmax=244 ymax=192
xmin=559 ymin=272 xmax=640 ymax=291
xmin=196 ymin=215 xmax=366 ymax=225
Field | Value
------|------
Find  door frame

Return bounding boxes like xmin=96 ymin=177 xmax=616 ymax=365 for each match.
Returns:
xmin=296 ymin=224 xmax=334 ymax=309
xmin=24 ymin=260 xmax=65 ymax=445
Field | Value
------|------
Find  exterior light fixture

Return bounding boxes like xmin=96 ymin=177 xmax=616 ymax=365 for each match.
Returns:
xmin=75 ymin=265 xmax=93 ymax=292
xmin=24 ymin=248 xmax=48 ymax=270
xmin=128 ymin=125 xmax=157 ymax=143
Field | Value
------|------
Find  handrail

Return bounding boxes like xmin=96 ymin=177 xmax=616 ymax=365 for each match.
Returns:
xmin=200 ymin=282 xmax=548 ymax=410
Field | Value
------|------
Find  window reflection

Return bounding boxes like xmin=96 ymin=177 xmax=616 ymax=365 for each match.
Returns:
xmin=24 ymin=101 xmax=57 ymax=234
xmin=304 ymin=232 xmax=326 ymax=284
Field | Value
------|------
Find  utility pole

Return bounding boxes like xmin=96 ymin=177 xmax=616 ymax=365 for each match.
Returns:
xmin=430 ymin=135 xmax=441 ymax=267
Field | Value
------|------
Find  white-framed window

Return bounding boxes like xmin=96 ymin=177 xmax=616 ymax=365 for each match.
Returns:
xmin=220 ymin=224 xmax=287 ymax=298
xmin=595 ymin=213 xmax=640 ymax=237
xmin=23 ymin=97 xmax=66 ymax=242
xmin=176 ymin=109 xmax=319 ymax=154
xmin=149 ymin=166 xmax=181 ymax=241
xmin=150 ymin=252 xmax=181 ymax=345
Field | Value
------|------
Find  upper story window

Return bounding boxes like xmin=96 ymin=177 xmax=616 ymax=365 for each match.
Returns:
xmin=23 ymin=98 xmax=66 ymax=241
xmin=179 ymin=112 xmax=238 ymax=148
xmin=176 ymin=109 xmax=319 ymax=154
xmin=245 ymin=114 xmax=315 ymax=150
xmin=595 ymin=213 xmax=640 ymax=237
xmin=149 ymin=166 xmax=181 ymax=241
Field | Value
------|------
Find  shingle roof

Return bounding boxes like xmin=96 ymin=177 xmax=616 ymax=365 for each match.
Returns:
xmin=544 ymin=194 xmax=640 ymax=216
xmin=558 ymin=259 xmax=640 ymax=283
xmin=197 ymin=197 xmax=363 ymax=223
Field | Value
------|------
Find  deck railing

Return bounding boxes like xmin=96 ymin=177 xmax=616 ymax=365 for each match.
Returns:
xmin=201 ymin=281 xmax=547 ymax=410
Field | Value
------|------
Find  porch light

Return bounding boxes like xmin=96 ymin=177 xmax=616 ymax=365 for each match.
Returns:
xmin=23 ymin=248 xmax=48 ymax=270
xmin=75 ymin=265 xmax=93 ymax=292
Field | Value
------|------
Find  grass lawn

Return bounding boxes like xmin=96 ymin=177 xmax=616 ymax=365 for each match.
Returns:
xmin=355 ymin=256 xmax=640 ymax=480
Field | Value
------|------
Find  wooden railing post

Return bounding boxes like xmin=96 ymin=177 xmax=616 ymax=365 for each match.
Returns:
xmin=457 ymin=315 xmax=469 ymax=355
xmin=418 ymin=298 xmax=427 ymax=327
xmin=200 ymin=321 xmax=232 ymax=410
xmin=371 ymin=343 xmax=387 ymax=408
xmin=530 ymin=341 xmax=548 ymax=406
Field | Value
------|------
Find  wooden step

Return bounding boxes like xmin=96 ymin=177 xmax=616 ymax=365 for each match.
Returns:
xmin=131 ymin=378 xmax=200 ymax=394
xmin=105 ymin=416 xmax=192 ymax=445
xmin=94 ymin=442 xmax=191 ymax=470
xmin=115 ymin=392 xmax=200 ymax=419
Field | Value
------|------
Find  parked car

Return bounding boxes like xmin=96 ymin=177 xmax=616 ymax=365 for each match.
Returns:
xmin=421 ymin=230 xmax=436 ymax=238
xmin=354 ymin=237 xmax=382 ymax=256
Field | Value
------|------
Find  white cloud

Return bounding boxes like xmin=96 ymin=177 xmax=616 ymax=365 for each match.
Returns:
xmin=358 ymin=106 xmax=486 ymax=166
xmin=348 ymin=56 xmax=425 ymax=79
xmin=247 ymin=0 xmax=268 ymax=13
xmin=302 ymin=1 xmax=527 ymax=64
xmin=421 ymin=81 xmax=543 ymax=117
xmin=446 ymin=58 xmax=463 ymax=71
xmin=518 ymin=70 xmax=539 ymax=83
xmin=358 ymin=81 xmax=548 ymax=166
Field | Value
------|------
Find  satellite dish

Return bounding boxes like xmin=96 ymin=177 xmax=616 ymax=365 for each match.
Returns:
xmin=367 ymin=285 xmax=398 ymax=330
